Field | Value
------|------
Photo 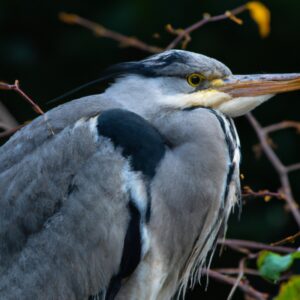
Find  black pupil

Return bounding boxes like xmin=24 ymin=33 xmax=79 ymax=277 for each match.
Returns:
xmin=191 ymin=75 xmax=201 ymax=85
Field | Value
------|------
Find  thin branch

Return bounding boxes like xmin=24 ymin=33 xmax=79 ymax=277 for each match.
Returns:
xmin=165 ymin=5 xmax=248 ymax=50
xmin=227 ymin=258 xmax=246 ymax=300
xmin=286 ymin=163 xmax=300 ymax=173
xmin=0 ymin=80 xmax=54 ymax=136
xmin=0 ymin=80 xmax=44 ymax=115
xmin=59 ymin=4 xmax=248 ymax=53
xmin=242 ymin=188 xmax=284 ymax=201
xmin=214 ymin=268 xmax=260 ymax=276
xmin=271 ymin=231 xmax=300 ymax=247
xmin=219 ymin=238 xmax=296 ymax=253
xmin=0 ymin=122 xmax=12 ymax=131
xmin=0 ymin=102 xmax=19 ymax=129
xmin=203 ymin=269 xmax=268 ymax=300
xmin=246 ymin=113 xmax=300 ymax=228
xmin=264 ymin=121 xmax=300 ymax=134
xmin=0 ymin=124 xmax=24 ymax=139
xmin=59 ymin=13 xmax=163 ymax=54
xmin=223 ymin=244 xmax=252 ymax=256
xmin=214 ymin=267 xmax=292 ymax=282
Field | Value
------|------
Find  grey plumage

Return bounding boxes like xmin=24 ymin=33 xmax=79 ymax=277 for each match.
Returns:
xmin=0 ymin=101 xmax=128 ymax=298
xmin=1 ymin=49 xmax=299 ymax=300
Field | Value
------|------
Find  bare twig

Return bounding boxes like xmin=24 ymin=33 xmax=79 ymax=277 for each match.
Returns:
xmin=271 ymin=231 xmax=300 ymax=247
xmin=214 ymin=267 xmax=292 ymax=282
xmin=219 ymin=238 xmax=296 ymax=253
xmin=0 ymin=102 xmax=19 ymax=130
xmin=0 ymin=122 xmax=12 ymax=131
xmin=246 ymin=113 xmax=300 ymax=228
xmin=59 ymin=5 xmax=249 ymax=53
xmin=0 ymin=80 xmax=44 ymax=115
xmin=0 ymin=124 xmax=24 ymax=139
xmin=0 ymin=80 xmax=54 ymax=136
xmin=59 ymin=13 xmax=163 ymax=54
xmin=286 ymin=163 xmax=300 ymax=173
xmin=242 ymin=186 xmax=285 ymax=201
xmin=165 ymin=5 xmax=248 ymax=50
xmin=227 ymin=258 xmax=246 ymax=300
xmin=223 ymin=244 xmax=252 ymax=256
xmin=214 ymin=268 xmax=260 ymax=276
xmin=203 ymin=269 xmax=268 ymax=300
xmin=264 ymin=121 xmax=300 ymax=134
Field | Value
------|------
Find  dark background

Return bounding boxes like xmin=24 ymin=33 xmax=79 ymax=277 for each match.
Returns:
xmin=1 ymin=0 xmax=300 ymax=299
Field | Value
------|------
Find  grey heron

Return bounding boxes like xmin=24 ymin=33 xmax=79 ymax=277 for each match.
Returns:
xmin=0 ymin=49 xmax=300 ymax=300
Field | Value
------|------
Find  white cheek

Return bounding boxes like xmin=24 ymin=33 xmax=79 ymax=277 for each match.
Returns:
xmin=218 ymin=94 xmax=274 ymax=117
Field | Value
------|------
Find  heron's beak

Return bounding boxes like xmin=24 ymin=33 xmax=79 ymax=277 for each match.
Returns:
xmin=206 ymin=73 xmax=300 ymax=117
xmin=216 ymin=73 xmax=300 ymax=97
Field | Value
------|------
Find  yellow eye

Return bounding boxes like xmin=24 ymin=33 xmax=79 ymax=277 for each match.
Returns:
xmin=187 ymin=73 xmax=206 ymax=87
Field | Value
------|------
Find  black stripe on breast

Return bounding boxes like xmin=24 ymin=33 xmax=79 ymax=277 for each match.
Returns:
xmin=207 ymin=109 xmax=237 ymax=199
xmin=104 ymin=199 xmax=142 ymax=300
xmin=209 ymin=111 xmax=234 ymax=162
xmin=117 ymin=200 xmax=142 ymax=279
xmin=97 ymin=109 xmax=166 ymax=179
xmin=89 ymin=198 xmax=142 ymax=300
xmin=223 ymin=162 xmax=235 ymax=201
xmin=196 ymin=109 xmax=238 ymax=257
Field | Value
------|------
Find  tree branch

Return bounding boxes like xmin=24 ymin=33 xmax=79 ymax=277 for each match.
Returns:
xmin=227 ymin=258 xmax=246 ymax=300
xmin=203 ymin=269 xmax=268 ymax=300
xmin=0 ymin=125 xmax=24 ymax=139
xmin=219 ymin=238 xmax=296 ymax=253
xmin=59 ymin=13 xmax=163 ymax=54
xmin=263 ymin=121 xmax=300 ymax=134
xmin=214 ymin=268 xmax=260 ymax=276
xmin=0 ymin=102 xmax=19 ymax=130
xmin=242 ymin=187 xmax=285 ymax=201
xmin=59 ymin=5 xmax=249 ymax=53
xmin=0 ymin=80 xmax=44 ymax=115
xmin=165 ymin=5 xmax=248 ymax=50
xmin=271 ymin=231 xmax=300 ymax=247
xmin=246 ymin=113 xmax=300 ymax=228
xmin=0 ymin=80 xmax=54 ymax=136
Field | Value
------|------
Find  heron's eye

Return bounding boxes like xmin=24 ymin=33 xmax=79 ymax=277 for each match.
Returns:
xmin=187 ymin=73 xmax=206 ymax=87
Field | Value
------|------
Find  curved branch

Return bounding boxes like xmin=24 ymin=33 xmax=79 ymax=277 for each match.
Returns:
xmin=165 ymin=5 xmax=247 ymax=50
xmin=246 ymin=113 xmax=300 ymax=228
xmin=203 ymin=269 xmax=268 ymax=300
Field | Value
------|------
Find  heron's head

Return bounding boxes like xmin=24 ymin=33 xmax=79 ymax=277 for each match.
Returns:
xmin=104 ymin=50 xmax=300 ymax=117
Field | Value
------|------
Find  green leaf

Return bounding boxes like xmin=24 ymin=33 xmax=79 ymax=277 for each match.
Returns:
xmin=291 ymin=251 xmax=300 ymax=259
xmin=274 ymin=276 xmax=300 ymax=300
xmin=257 ymin=250 xmax=299 ymax=282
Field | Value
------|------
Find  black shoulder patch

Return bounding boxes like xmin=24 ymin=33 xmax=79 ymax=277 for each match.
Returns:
xmin=97 ymin=109 xmax=166 ymax=178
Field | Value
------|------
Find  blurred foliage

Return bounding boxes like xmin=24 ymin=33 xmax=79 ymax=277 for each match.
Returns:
xmin=274 ymin=276 xmax=300 ymax=300
xmin=257 ymin=250 xmax=300 ymax=282
xmin=247 ymin=1 xmax=271 ymax=38
xmin=1 ymin=0 xmax=300 ymax=299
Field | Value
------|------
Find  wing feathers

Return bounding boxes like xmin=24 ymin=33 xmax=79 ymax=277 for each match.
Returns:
xmin=0 ymin=107 xmax=167 ymax=299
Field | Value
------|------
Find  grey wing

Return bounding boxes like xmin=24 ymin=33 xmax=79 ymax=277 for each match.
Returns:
xmin=0 ymin=97 xmax=130 ymax=299
xmin=0 ymin=94 xmax=120 ymax=173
